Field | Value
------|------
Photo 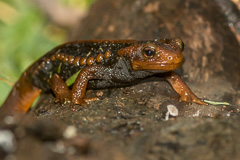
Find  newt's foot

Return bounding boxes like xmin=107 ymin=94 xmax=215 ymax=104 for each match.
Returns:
xmin=55 ymin=95 xmax=71 ymax=104
xmin=83 ymin=97 xmax=99 ymax=103
xmin=71 ymin=97 xmax=99 ymax=106
xmin=166 ymin=71 xmax=207 ymax=105
xmin=179 ymin=92 xmax=207 ymax=105
xmin=51 ymin=74 xmax=71 ymax=104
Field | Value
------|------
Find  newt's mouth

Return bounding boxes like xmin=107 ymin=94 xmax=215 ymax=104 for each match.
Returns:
xmin=132 ymin=61 xmax=183 ymax=71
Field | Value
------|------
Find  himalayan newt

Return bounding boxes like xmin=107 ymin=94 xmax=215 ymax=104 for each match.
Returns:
xmin=0 ymin=39 xmax=206 ymax=114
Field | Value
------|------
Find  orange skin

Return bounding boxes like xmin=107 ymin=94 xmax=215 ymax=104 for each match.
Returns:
xmin=1 ymin=38 xmax=206 ymax=115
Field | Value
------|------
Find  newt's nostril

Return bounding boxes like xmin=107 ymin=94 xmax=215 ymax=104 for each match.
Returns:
xmin=168 ymin=56 xmax=173 ymax=60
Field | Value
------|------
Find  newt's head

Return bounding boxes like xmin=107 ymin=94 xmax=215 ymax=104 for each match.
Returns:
xmin=118 ymin=38 xmax=184 ymax=71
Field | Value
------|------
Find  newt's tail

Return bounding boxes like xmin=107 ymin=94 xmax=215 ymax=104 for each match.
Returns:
xmin=0 ymin=72 xmax=41 ymax=115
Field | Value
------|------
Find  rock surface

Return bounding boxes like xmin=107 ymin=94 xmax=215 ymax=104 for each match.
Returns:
xmin=1 ymin=0 xmax=240 ymax=160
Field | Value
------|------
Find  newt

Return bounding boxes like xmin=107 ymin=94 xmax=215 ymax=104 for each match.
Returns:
xmin=0 ymin=39 xmax=206 ymax=114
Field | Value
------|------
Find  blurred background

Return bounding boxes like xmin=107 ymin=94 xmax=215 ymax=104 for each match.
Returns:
xmin=0 ymin=0 xmax=95 ymax=105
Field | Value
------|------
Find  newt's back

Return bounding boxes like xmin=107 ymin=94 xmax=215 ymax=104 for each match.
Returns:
xmin=2 ymin=38 xmax=200 ymax=115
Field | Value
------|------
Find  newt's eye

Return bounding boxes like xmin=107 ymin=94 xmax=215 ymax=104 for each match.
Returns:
xmin=174 ymin=38 xmax=184 ymax=51
xmin=142 ymin=47 xmax=156 ymax=59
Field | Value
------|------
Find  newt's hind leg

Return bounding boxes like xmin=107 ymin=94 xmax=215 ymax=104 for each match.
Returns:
xmin=51 ymin=74 xmax=71 ymax=103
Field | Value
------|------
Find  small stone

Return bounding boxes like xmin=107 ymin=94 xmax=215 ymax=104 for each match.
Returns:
xmin=3 ymin=116 xmax=15 ymax=125
xmin=63 ymin=126 xmax=77 ymax=139
xmin=0 ymin=130 xmax=17 ymax=153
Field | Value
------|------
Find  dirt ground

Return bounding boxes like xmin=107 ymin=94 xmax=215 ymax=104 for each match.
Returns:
xmin=1 ymin=0 xmax=240 ymax=160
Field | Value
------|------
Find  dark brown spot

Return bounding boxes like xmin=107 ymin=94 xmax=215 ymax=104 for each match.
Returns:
xmin=105 ymin=50 xmax=111 ymax=58
xmin=39 ymin=61 xmax=45 ymax=68
xmin=80 ymin=57 xmax=86 ymax=66
xmin=96 ymin=54 xmax=104 ymax=63
xmin=68 ymin=55 xmax=74 ymax=64
xmin=63 ymin=55 xmax=69 ymax=63
xmin=56 ymin=53 xmax=61 ymax=59
xmin=87 ymin=57 xmax=95 ymax=66
xmin=73 ymin=57 xmax=81 ymax=66
xmin=33 ymin=69 xmax=39 ymax=75
xmin=45 ymin=58 xmax=50 ymax=64
xmin=37 ymin=64 xmax=42 ymax=70
xmin=50 ymin=55 xmax=56 ymax=61
xmin=60 ymin=53 xmax=65 ymax=61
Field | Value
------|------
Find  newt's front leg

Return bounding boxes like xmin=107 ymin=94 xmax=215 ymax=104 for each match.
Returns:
xmin=166 ymin=71 xmax=207 ymax=105
xmin=71 ymin=66 xmax=104 ymax=105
